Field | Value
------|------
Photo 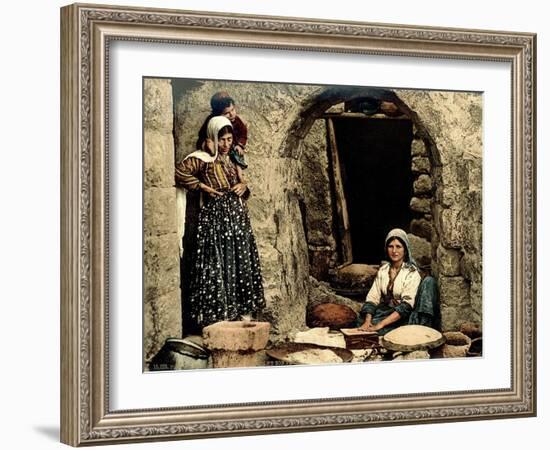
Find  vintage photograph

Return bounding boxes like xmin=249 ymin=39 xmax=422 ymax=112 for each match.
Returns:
xmin=143 ymin=78 xmax=483 ymax=371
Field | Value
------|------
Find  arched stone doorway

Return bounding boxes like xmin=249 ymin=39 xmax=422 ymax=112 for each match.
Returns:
xmin=282 ymin=87 xmax=439 ymax=297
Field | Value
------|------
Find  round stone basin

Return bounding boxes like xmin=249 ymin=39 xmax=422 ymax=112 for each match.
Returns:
xmin=203 ymin=321 xmax=271 ymax=352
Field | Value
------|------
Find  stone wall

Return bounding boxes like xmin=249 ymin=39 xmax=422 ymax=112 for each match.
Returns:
xmin=396 ymin=90 xmax=483 ymax=330
xmin=143 ymin=79 xmax=182 ymax=362
xmin=301 ymin=118 xmax=338 ymax=280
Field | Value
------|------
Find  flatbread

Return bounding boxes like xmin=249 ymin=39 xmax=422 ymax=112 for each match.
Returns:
xmin=381 ymin=325 xmax=445 ymax=352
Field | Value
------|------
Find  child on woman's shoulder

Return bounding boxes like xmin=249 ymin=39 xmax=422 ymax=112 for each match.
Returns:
xmin=196 ymin=91 xmax=248 ymax=170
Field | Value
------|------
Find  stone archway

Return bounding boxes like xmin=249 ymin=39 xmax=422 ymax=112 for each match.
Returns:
xmin=282 ymin=87 xmax=440 ymax=276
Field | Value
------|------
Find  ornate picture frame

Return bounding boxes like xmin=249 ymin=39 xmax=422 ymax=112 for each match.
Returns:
xmin=60 ymin=3 xmax=536 ymax=446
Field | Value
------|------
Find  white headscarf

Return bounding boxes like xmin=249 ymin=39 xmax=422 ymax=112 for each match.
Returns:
xmin=184 ymin=116 xmax=233 ymax=163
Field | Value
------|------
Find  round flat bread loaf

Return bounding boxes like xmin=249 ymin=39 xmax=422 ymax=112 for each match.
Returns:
xmin=381 ymin=325 xmax=445 ymax=352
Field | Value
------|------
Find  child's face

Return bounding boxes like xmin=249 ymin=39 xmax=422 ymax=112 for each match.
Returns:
xmin=221 ymin=104 xmax=237 ymax=122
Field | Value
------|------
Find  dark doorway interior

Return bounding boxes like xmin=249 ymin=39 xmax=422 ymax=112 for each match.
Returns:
xmin=333 ymin=117 xmax=414 ymax=263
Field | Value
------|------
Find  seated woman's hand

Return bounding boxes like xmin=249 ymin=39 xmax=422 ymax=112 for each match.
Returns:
xmin=358 ymin=321 xmax=373 ymax=332
xmin=230 ymin=182 xmax=248 ymax=197
xmin=358 ymin=321 xmax=383 ymax=332
xmin=368 ymin=323 xmax=384 ymax=332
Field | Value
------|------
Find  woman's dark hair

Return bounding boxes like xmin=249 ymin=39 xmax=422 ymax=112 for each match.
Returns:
xmin=385 ymin=236 xmax=409 ymax=261
xmin=211 ymin=93 xmax=235 ymax=115
xmin=217 ymin=125 xmax=234 ymax=140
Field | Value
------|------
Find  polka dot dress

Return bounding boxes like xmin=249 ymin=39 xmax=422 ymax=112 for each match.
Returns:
xmin=188 ymin=192 xmax=265 ymax=326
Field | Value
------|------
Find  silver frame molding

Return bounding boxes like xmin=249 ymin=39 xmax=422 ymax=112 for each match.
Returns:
xmin=60 ymin=3 xmax=536 ymax=446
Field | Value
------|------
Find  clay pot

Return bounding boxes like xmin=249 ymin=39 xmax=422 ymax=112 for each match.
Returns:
xmin=467 ymin=337 xmax=483 ymax=357
xmin=459 ymin=322 xmax=482 ymax=339
xmin=433 ymin=331 xmax=471 ymax=358
xmin=148 ymin=338 xmax=209 ymax=371
xmin=307 ymin=303 xmax=358 ymax=330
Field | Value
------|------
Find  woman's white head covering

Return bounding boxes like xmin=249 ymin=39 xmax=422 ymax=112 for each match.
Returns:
xmin=385 ymin=228 xmax=416 ymax=267
xmin=206 ymin=116 xmax=233 ymax=160
xmin=184 ymin=116 xmax=233 ymax=163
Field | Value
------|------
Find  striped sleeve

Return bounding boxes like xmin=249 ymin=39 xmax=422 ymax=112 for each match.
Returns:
xmin=175 ymin=157 xmax=202 ymax=191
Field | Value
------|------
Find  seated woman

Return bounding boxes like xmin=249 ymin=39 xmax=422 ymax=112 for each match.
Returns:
xmin=358 ymin=228 xmax=439 ymax=335
xmin=175 ymin=116 xmax=265 ymax=327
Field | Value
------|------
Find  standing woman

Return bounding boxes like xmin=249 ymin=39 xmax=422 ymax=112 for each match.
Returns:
xmin=357 ymin=228 xmax=422 ymax=335
xmin=175 ymin=116 xmax=265 ymax=327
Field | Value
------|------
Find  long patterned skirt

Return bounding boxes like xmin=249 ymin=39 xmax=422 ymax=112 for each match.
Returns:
xmin=188 ymin=192 xmax=265 ymax=327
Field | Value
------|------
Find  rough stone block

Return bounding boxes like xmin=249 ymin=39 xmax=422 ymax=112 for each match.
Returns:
xmin=413 ymin=174 xmax=433 ymax=194
xmin=459 ymin=322 xmax=482 ymax=338
xmin=144 ymin=79 xmax=173 ymax=133
xmin=436 ymin=184 xmax=458 ymax=209
xmin=411 ymin=138 xmax=428 ymax=157
xmin=308 ymin=248 xmax=332 ymax=280
xmin=144 ymin=131 xmax=176 ymax=188
xmin=462 ymin=201 xmax=482 ymax=253
xmin=144 ymin=289 xmax=182 ymax=361
xmin=436 ymin=161 xmax=478 ymax=209
xmin=407 ymin=234 xmax=431 ymax=268
xmin=259 ymin=192 xmax=310 ymax=340
xmin=439 ymin=207 xmax=463 ymax=249
xmin=144 ymin=234 xmax=181 ymax=298
xmin=307 ymin=277 xmax=362 ymax=314
xmin=393 ymin=350 xmax=431 ymax=360
xmin=410 ymin=197 xmax=431 ymax=214
xmin=144 ymin=188 xmax=177 ymax=237
xmin=436 ymin=244 xmax=462 ymax=276
xmin=439 ymin=276 xmax=470 ymax=307
xmin=470 ymin=281 xmax=483 ymax=319
xmin=209 ymin=351 xmax=259 ymax=368
xmin=203 ymin=321 xmax=271 ymax=352
xmin=440 ymin=305 xmax=469 ymax=332
xmin=412 ymin=156 xmax=431 ymax=174
xmin=332 ymin=263 xmax=378 ymax=288
xmin=410 ymin=218 xmax=432 ymax=241
xmin=307 ymin=222 xmax=335 ymax=246
xmin=460 ymin=253 xmax=482 ymax=283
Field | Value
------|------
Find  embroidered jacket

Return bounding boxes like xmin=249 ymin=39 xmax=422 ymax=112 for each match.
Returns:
xmin=175 ymin=154 xmax=250 ymax=199
xmin=363 ymin=261 xmax=421 ymax=317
